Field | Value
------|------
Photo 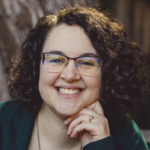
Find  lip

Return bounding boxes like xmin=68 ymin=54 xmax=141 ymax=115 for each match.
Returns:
xmin=55 ymin=86 xmax=85 ymax=99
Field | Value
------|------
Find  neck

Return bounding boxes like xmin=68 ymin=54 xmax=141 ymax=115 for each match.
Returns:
xmin=37 ymin=102 xmax=81 ymax=150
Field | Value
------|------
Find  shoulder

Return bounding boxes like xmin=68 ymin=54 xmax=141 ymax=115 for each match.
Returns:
xmin=0 ymin=100 xmax=36 ymax=149
xmin=0 ymin=100 xmax=19 ymax=118
xmin=116 ymin=116 xmax=144 ymax=138
xmin=116 ymin=115 xmax=140 ymax=132
xmin=113 ymin=115 xmax=148 ymax=150
xmin=0 ymin=99 xmax=35 ymax=123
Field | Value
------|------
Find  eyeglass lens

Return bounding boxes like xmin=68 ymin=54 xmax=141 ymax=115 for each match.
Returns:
xmin=42 ymin=53 xmax=101 ymax=76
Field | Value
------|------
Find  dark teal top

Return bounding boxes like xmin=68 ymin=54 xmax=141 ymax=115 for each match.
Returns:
xmin=0 ymin=100 xmax=148 ymax=150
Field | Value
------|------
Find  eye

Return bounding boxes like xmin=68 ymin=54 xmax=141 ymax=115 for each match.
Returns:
xmin=79 ymin=61 xmax=94 ymax=66
xmin=50 ymin=59 xmax=63 ymax=63
xmin=44 ymin=58 xmax=64 ymax=65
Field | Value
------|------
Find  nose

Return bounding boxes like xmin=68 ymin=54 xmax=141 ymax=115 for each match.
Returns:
xmin=60 ymin=60 xmax=80 ymax=82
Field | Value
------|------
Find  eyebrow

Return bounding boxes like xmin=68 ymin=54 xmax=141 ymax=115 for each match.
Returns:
xmin=49 ymin=50 xmax=99 ymax=58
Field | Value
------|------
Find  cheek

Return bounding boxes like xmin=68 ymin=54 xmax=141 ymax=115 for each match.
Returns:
xmin=82 ymin=74 xmax=102 ymax=100
xmin=84 ymin=76 xmax=101 ymax=89
xmin=82 ymin=76 xmax=102 ymax=108
xmin=38 ymin=68 xmax=60 ymax=93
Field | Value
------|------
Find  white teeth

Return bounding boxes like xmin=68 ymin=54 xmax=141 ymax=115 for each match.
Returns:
xmin=69 ymin=90 xmax=72 ymax=94
xmin=59 ymin=88 xmax=80 ymax=95
xmin=65 ymin=89 xmax=68 ymax=94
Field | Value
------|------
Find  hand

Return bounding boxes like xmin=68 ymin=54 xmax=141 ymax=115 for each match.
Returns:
xmin=64 ymin=101 xmax=110 ymax=148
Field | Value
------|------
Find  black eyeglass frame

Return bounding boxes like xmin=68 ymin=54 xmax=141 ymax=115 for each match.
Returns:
xmin=40 ymin=52 xmax=102 ymax=68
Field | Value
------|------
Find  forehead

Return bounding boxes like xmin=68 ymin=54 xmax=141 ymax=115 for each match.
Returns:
xmin=42 ymin=24 xmax=97 ymax=57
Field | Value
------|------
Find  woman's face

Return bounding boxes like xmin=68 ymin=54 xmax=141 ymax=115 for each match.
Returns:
xmin=39 ymin=24 xmax=102 ymax=117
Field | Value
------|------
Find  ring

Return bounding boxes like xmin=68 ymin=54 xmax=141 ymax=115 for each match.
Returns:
xmin=89 ymin=116 xmax=94 ymax=122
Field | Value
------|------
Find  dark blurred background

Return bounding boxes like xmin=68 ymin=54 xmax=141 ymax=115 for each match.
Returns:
xmin=0 ymin=0 xmax=150 ymax=147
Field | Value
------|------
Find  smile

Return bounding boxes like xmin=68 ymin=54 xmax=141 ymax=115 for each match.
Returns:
xmin=59 ymin=88 xmax=81 ymax=95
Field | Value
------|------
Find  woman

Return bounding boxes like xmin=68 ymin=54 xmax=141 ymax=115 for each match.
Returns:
xmin=0 ymin=6 xmax=149 ymax=150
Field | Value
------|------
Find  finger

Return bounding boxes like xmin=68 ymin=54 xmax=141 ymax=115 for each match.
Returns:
xmin=67 ymin=114 xmax=97 ymax=135
xmin=67 ymin=114 xmax=87 ymax=135
xmin=64 ymin=108 xmax=99 ymax=125
xmin=71 ymin=121 xmax=110 ymax=139
xmin=87 ymin=101 xmax=104 ymax=116
xmin=70 ymin=122 xmax=95 ymax=138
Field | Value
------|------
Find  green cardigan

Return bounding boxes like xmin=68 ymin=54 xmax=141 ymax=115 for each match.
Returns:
xmin=0 ymin=100 xmax=148 ymax=150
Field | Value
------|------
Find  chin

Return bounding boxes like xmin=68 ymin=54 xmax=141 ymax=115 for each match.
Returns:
xmin=56 ymin=106 xmax=80 ymax=117
xmin=55 ymin=101 xmax=81 ymax=116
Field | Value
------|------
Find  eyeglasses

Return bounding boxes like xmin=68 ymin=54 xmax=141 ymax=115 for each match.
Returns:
xmin=40 ymin=52 xmax=102 ymax=76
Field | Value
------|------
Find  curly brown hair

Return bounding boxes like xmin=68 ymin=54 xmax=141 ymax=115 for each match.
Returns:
xmin=8 ymin=6 xmax=149 ymax=117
